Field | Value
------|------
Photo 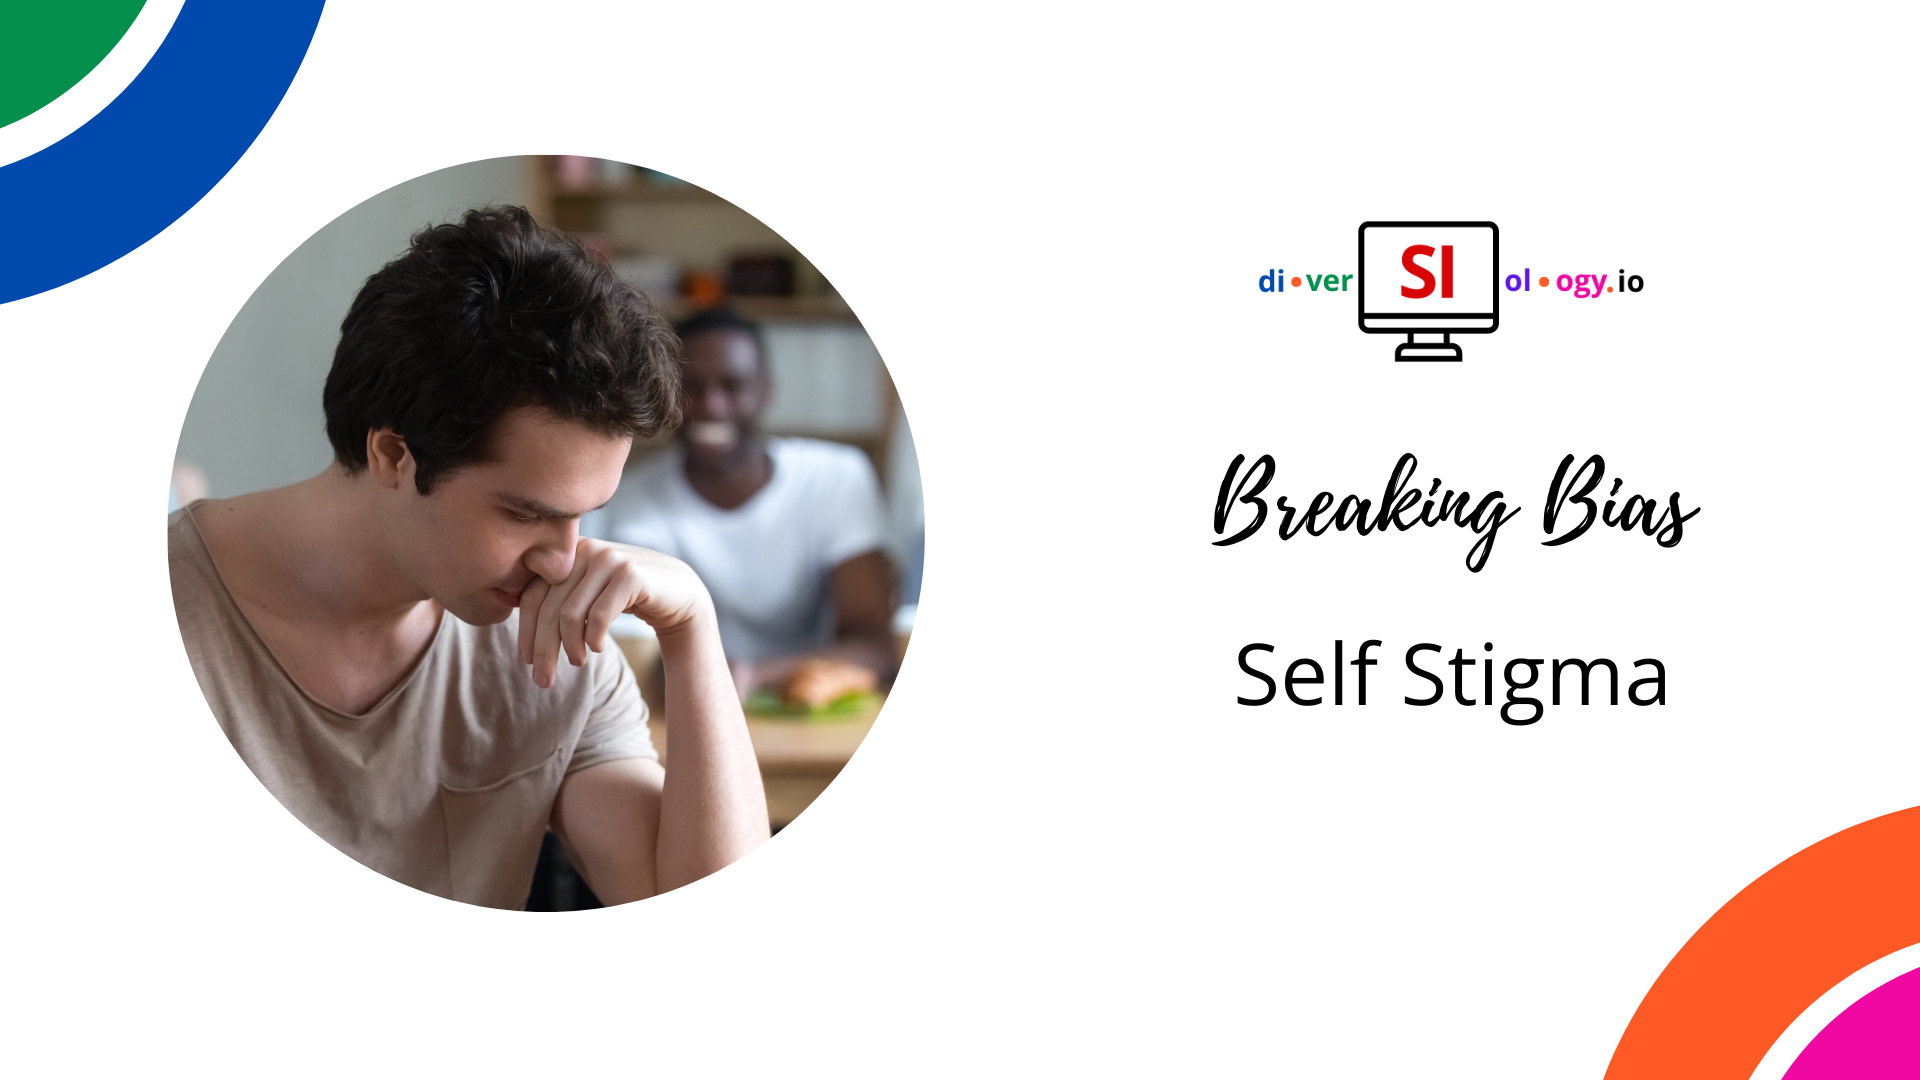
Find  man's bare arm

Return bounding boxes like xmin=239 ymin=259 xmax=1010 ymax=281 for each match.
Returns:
xmin=550 ymin=758 xmax=663 ymax=904
xmin=825 ymin=549 xmax=898 ymax=677
xmin=529 ymin=540 xmax=769 ymax=901
xmin=651 ymin=597 xmax=769 ymax=888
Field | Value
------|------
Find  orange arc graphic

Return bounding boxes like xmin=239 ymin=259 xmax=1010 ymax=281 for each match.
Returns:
xmin=1605 ymin=805 xmax=1920 ymax=1080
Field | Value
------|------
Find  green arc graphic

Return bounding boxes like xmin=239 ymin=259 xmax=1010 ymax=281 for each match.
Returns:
xmin=0 ymin=1 xmax=148 ymax=129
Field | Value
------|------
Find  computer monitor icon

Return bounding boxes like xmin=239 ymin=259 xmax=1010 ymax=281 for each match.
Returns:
xmin=1357 ymin=221 xmax=1499 ymax=361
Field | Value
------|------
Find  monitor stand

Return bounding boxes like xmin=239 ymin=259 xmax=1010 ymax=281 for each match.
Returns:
xmin=1396 ymin=333 xmax=1462 ymax=362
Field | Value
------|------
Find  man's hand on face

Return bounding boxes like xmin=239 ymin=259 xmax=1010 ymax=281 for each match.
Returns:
xmin=517 ymin=539 xmax=710 ymax=689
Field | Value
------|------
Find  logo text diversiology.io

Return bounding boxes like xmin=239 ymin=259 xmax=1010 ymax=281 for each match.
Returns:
xmin=1258 ymin=266 xmax=1646 ymax=298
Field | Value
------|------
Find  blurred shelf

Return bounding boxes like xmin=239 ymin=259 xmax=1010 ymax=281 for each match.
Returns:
xmin=552 ymin=181 xmax=728 ymax=206
xmin=651 ymin=294 xmax=858 ymax=324
xmin=527 ymin=158 xmax=860 ymax=327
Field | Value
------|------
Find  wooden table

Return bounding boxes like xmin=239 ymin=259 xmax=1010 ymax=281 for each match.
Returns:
xmin=645 ymin=702 xmax=879 ymax=829
xmin=619 ymin=635 xmax=882 ymax=828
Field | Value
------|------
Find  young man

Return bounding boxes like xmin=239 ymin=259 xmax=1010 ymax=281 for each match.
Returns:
xmin=594 ymin=308 xmax=897 ymax=708
xmin=169 ymin=207 xmax=767 ymax=909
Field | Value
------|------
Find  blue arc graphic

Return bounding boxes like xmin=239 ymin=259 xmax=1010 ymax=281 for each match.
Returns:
xmin=0 ymin=1 xmax=326 ymax=305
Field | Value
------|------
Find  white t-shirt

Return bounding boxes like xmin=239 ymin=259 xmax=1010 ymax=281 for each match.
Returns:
xmin=597 ymin=438 xmax=888 ymax=662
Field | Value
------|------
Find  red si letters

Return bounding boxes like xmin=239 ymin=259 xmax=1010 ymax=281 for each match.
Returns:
xmin=1400 ymin=244 xmax=1454 ymax=299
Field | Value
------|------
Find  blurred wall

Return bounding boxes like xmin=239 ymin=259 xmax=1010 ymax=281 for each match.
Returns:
xmin=176 ymin=157 xmax=525 ymax=498
xmin=760 ymin=323 xmax=886 ymax=436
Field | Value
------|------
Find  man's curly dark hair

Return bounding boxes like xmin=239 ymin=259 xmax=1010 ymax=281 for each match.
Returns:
xmin=323 ymin=205 xmax=681 ymax=493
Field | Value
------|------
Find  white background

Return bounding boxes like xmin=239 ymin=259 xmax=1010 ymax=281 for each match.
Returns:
xmin=0 ymin=2 xmax=1913 ymax=1076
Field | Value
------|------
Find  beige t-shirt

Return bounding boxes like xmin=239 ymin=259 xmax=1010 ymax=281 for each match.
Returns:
xmin=168 ymin=506 xmax=655 ymax=909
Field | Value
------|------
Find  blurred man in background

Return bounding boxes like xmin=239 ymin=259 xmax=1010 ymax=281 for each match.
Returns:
xmin=597 ymin=308 xmax=896 ymax=707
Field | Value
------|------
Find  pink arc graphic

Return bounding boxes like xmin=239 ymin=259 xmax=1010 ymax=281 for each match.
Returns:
xmin=1604 ymin=806 xmax=1920 ymax=1080
xmin=1784 ymin=966 xmax=1920 ymax=1078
